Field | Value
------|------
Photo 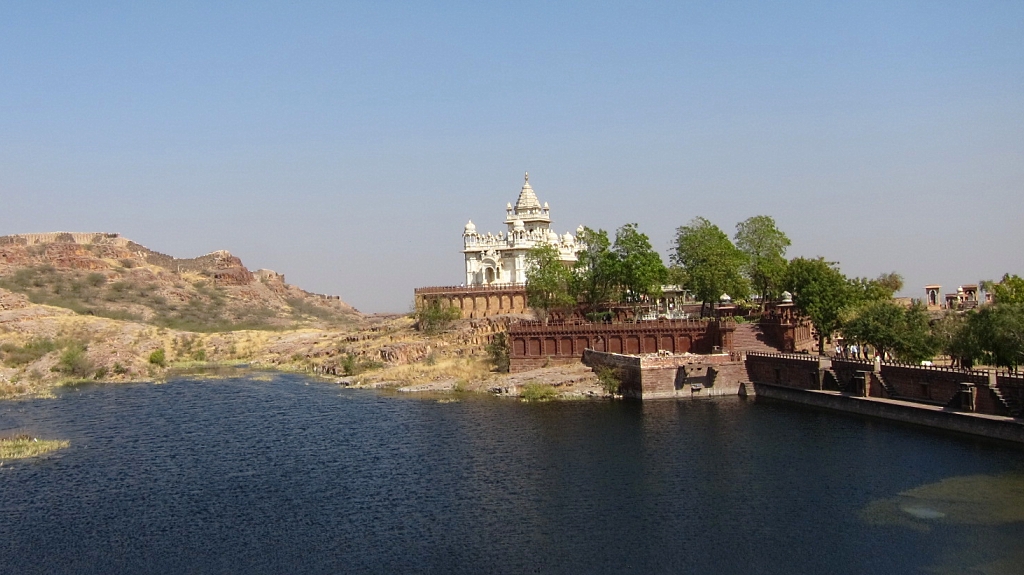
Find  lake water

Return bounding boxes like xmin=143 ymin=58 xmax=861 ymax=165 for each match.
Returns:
xmin=1 ymin=373 xmax=1023 ymax=574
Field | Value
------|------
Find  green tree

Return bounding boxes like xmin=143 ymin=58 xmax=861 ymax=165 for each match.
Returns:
xmin=734 ymin=216 xmax=790 ymax=308
xmin=965 ymin=304 xmax=1024 ymax=371
xmin=672 ymin=217 xmax=748 ymax=316
xmin=848 ymin=272 xmax=904 ymax=303
xmin=525 ymin=244 xmax=575 ymax=322
xmin=785 ymin=257 xmax=850 ymax=354
xmin=570 ymin=227 xmax=618 ymax=314
xmin=613 ymin=223 xmax=667 ymax=319
xmin=415 ymin=299 xmax=462 ymax=335
xmin=932 ymin=311 xmax=978 ymax=369
xmin=843 ymin=300 xmax=936 ymax=362
xmin=983 ymin=273 xmax=1024 ymax=305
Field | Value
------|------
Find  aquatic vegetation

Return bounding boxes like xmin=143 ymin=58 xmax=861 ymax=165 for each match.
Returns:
xmin=861 ymin=472 xmax=1024 ymax=531
xmin=0 ymin=435 xmax=69 ymax=459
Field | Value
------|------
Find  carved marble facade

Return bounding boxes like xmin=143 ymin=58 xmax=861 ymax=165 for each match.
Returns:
xmin=463 ymin=173 xmax=579 ymax=286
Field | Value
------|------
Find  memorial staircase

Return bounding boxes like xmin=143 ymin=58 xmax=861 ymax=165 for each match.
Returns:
xmin=731 ymin=323 xmax=784 ymax=355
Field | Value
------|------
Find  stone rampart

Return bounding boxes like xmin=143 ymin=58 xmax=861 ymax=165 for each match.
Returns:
xmin=0 ymin=232 xmax=129 ymax=247
xmin=415 ymin=285 xmax=528 ymax=319
xmin=508 ymin=319 xmax=734 ymax=373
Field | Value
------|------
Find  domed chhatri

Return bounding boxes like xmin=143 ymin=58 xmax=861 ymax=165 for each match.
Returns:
xmin=462 ymin=173 xmax=579 ymax=286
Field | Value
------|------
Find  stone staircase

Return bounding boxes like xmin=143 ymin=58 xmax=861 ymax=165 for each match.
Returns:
xmin=822 ymin=368 xmax=846 ymax=392
xmin=989 ymin=385 xmax=1022 ymax=417
xmin=875 ymin=372 xmax=899 ymax=399
xmin=731 ymin=323 xmax=784 ymax=355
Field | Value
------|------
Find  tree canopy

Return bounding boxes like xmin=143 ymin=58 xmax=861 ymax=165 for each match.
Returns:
xmin=785 ymin=257 xmax=850 ymax=353
xmin=734 ymin=215 xmax=790 ymax=307
xmin=613 ymin=223 xmax=667 ymax=316
xmin=984 ymin=273 xmax=1024 ymax=305
xmin=843 ymin=300 xmax=936 ymax=362
xmin=848 ymin=272 xmax=904 ymax=304
xmin=570 ymin=226 xmax=617 ymax=315
xmin=524 ymin=244 xmax=575 ymax=322
xmin=672 ymin=217 xmax=748 ymax=315
xmin=951 ymin=304 xmax=1024 ymax=371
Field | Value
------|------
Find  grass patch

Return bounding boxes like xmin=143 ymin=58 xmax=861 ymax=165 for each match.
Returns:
xmin=521 ymin=382 xmax=558 ymax=402
xmin=0 ymin=337 xmax=58 ymax=366
xmin=0 ymin=435 xmax=70 ymax=459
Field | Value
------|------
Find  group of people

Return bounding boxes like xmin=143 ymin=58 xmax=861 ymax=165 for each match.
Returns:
xmin=834 ymin=342 xmax=888 ymax=361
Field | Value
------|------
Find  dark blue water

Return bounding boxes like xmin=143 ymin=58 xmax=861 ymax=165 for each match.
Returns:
xmin=1 ymin=374 xmax=1022 ymax=574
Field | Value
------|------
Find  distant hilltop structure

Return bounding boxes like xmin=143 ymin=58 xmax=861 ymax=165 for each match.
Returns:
xmin=924 ymin=284 xmax=990 ymax=311
xmin=462 ymin=172 xmax=580 ymax=286
xmin=0 ymin=232 xmax=130 ymax=247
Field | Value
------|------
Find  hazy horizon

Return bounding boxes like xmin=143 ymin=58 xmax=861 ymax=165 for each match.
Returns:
xmin=3 ymin=2 xmax=1022 ymax=313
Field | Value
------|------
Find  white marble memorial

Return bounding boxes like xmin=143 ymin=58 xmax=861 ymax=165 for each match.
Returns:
xmin=463 ymin=173 xmax=579 ymax=286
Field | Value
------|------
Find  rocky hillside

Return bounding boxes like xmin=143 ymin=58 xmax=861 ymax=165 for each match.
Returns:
xmin=0 ymin=232 xmax=359 ymax=331
xmin=0 ymin=232 xmax=593 ymax=401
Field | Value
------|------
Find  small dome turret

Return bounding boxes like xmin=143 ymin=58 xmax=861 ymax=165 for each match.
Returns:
xmin=464 ymin=220 xmax=477 ymax=234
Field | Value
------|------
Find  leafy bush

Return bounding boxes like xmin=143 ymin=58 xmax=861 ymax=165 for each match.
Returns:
xmin=595 ymin=366 xmax=622 ymax=396
xmin=341 ymin=353 xmax=383 ymax=376
xmin=486 ymin=333 xmax=510 ymax=372
xmin=148 ymin=348 xmax=166 ymax=367
xmin=521 ymin=382 xmax=558 ymax=402
xmin=57 ymin=343 xmax=94 ymax=379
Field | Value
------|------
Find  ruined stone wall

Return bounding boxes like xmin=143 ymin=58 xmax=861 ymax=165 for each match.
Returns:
xmin=583 ymin=349 xmax=745 ymax=399
xmin=581 ymin=350 xmax=642 ymax=397
xmin=0 ymin=232 xmax=129 ymax=247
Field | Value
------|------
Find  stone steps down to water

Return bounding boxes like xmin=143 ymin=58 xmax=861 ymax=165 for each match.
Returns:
xmin=731 ymin=323 xmax=784 ymax=354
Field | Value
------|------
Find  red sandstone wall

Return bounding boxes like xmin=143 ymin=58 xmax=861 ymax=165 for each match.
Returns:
xmin=747 ymin=353 xmax=1015 ymax=418
xmin=759 ymin=320 xmax=814 ymax=352
xmin=745 ymin=354 xmax=822 ymax=390
xmin=509 ymin=320 xmax=734 ymax=372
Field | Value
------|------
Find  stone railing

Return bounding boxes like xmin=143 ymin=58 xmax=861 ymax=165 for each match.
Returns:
xmin=414 ymin=284 xmax=525 ymax=295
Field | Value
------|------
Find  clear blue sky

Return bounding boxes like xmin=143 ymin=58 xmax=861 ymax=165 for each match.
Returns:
xmin=2 ymin=2 xmax=1022 ymax=312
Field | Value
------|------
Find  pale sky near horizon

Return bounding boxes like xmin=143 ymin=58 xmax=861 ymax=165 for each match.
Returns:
xmin=2 ymin=2 xmax=1022 ymax=313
